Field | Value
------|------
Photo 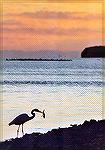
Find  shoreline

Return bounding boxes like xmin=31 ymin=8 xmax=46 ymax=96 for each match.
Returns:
xmin=0 ymin=119 xmax=105 ymax=150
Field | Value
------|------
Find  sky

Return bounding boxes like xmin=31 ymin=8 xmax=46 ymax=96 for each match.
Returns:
xmin=2 ymin=1 xmax=104 ymax=57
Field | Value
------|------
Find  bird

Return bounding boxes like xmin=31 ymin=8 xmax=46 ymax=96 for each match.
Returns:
xmin=9 ymin=109 xmax=45 ymax=137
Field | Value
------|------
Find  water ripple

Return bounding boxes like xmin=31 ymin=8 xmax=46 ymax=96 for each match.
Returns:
xmin=0 ymin=80 xmax=104 ymax=87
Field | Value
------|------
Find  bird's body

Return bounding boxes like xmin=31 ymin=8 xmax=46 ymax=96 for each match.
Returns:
xmin=9 ymin=109 xmax=45 ymax=137
xmin=9 ymin=113 xmax=34 ymax=126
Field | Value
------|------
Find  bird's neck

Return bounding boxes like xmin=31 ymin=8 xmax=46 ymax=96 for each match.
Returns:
xmin=30 ymin=112 xmax=35 ymax=120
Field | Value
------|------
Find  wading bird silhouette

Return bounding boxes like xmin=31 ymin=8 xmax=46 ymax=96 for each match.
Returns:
xmin=9 ymin=109 xmax=45 ymax=137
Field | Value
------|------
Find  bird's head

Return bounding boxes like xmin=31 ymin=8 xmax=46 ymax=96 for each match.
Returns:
xmin=32 ymin=109 xmax=42 ymax=113
xmin=31 ymin=109 xmax=45 ymax=118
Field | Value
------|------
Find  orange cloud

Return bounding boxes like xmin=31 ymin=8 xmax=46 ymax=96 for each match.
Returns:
xmin=4 ymin=10 xmax=101 ymax=21
xmin=3 ymin=25 xmax=101 ymax=36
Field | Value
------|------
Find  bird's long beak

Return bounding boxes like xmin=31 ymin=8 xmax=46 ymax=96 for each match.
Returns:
xmin=35 ymin=109 xmax=45 ymax=118
xmin=38 ymin=110 xmax=43 ymax=113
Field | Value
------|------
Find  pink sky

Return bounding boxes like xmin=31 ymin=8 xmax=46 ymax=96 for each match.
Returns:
xmin=2 ymin=2 xmax=104 ymax=53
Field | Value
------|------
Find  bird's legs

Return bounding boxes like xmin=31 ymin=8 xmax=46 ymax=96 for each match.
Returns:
xmin=17 ymin=125 xmax=20 ymax=138
xmin=22 ymin=124 xmax=24 ymax=136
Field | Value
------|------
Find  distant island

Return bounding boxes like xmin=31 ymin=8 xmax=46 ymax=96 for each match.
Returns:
xmin=5 ymin=58 xmax=72 ymax=61
xmin=0 ymin=120 xmax=105 ymax=150
xmin=81 ymin=46 xmax=105 ymax=58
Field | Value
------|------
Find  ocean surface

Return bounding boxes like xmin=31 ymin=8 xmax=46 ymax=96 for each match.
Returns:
xmin=1 ymin=58 xmax=105 ymax=140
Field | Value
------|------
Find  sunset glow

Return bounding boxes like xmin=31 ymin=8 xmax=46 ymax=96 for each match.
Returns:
xmin=2 ymin=1 xmax=104 ymax=52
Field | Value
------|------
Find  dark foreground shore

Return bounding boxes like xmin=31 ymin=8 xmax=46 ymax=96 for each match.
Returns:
xmin=0 ymin=119 xmax=105 ymax=150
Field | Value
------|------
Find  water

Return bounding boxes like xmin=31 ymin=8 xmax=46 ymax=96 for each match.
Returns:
xmin=1 ymin=58 xmax=105 ymax=140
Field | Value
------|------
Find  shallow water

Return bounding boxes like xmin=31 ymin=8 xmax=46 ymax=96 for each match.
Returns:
xmin=1 ymin=58 xmax=105 ymax=140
